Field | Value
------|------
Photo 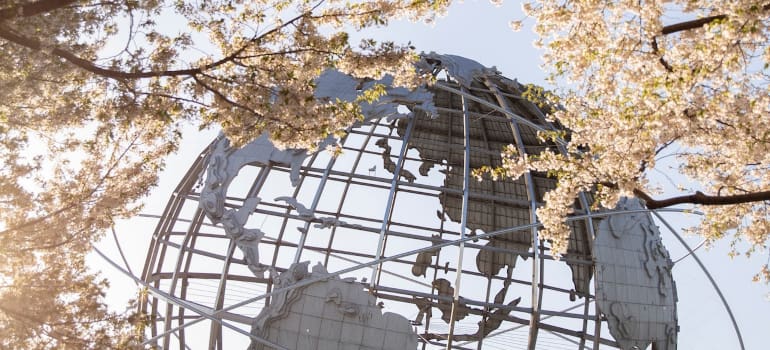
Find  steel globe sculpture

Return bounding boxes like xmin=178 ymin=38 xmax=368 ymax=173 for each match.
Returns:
xmin=139 ymin=54 xmax=686 ymax=349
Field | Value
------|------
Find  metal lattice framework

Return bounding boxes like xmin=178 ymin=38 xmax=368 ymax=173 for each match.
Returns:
xmin=132 ymin=61 xmax=743 ymax=350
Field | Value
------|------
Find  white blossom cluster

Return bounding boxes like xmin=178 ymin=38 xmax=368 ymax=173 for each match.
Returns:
xmin=508 ymin=1 xmax=770 ymax=275
xmin=0 ymin=1 xmax=450 ymax=347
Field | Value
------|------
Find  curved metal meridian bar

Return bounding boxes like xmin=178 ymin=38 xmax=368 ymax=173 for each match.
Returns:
xmin=110 ymin=226 xmax=136 ymax=280
xmin=531 ymin=117 xmax=599 ymax=349
xmin=486 ymin=80 xmax=544 ymax=350
xmin=370 ymin=114 xmax=416 ymax=289
xmin=139 ymin=144 xmax=211 ymax=347
xmin=293 ymin=150 xmax=338 ymax=263
xmin=651 ymin=211 xmax=746 ymax=350
xmin=108 ymin=221 xmax=190 ymax=349
xmin=524 ymin=82 xmax=598 ymax=349
xmin=92 ymin=246 xmax=290 ymax=350
xmin=140 ymin=142 xmax=212 ymax=283
xmin=109 ymin=223 xmax=193 ymax=349
xmin=210 ymin=165 xmax=272 ymax=349
xmin=446 ymin=89 xmax=472 ymax=349
xmin=208 ymin=240 xmax=237 ymax=349
xmin=162 ymin=207 xmax=205 ymax=348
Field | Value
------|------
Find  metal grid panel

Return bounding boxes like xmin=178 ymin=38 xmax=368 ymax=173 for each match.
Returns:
xmin=141 ymin=74 xmax=612 ymax=350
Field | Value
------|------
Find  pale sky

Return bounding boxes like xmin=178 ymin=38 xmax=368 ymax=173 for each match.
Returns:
xmin=93 ymin=1 xmax=770 ymax=349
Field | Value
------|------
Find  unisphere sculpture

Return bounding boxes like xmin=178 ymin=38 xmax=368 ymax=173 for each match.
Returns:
xmin=140 ymin=53 xmax=679 ymax=349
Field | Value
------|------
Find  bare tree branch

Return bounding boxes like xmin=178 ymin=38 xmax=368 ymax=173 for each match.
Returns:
xmin=633 ymin=188 xmax=770 ymax=209
xmin=0 ymin=0 xmax=78 ymax=20
xmin=650 ymin=37 xmax=673 ymax=72
xmin=0 ymin=7 xmax=320 ymax=81
xmin=0 ymin=23 xmax=201 ymax=78
xmin=651 ymin=5 xmax=770 ymax=72
xmin=661 ymin=14 xmax=728 ymax=35
xmin=658 ymin=5 xmax=770 ymax=35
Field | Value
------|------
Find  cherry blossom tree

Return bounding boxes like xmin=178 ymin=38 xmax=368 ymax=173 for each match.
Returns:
xmin=0 ymin=0 xmax=448 ymax=347
xmin=500 ymin=0 xmax=770 ymax=282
